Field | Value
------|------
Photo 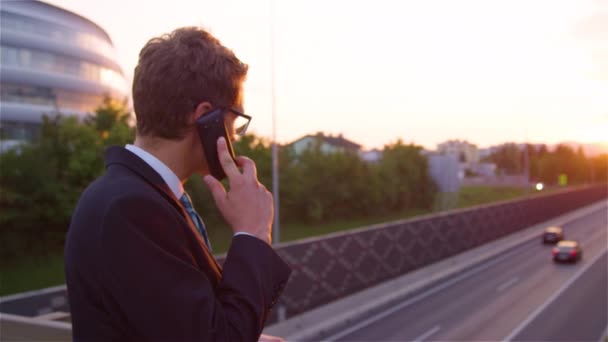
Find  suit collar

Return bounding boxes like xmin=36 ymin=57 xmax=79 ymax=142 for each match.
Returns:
xmin=105 ymin=146 xmax=178 ymax=204
xmin=104 ymin=146 xmax=222 ymax=276
xmin=124 ymin=144 xmax=184 ymax=199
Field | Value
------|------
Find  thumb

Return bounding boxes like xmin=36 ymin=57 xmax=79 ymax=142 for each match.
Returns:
xmin=203 ymin=175 xmax=226 ymax=204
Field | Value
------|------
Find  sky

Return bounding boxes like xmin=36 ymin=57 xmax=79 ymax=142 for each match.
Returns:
xmin=45 ymin=0 xmax=608 ymax=150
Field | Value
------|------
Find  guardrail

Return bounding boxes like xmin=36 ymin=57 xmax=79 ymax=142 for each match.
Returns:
xmin=1 ymin=185 xmax=606 ymax=332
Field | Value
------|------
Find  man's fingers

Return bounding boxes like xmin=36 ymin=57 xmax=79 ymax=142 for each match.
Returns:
xmin=259 ymin=335 xmax=285 ymax=342
xmin=217 ymin=137 xmax=240 ymax=179
xmin=203 ymin=175 xmax=227 ymax=204
xmin=236 ymin=156 xmax=257 ymax=179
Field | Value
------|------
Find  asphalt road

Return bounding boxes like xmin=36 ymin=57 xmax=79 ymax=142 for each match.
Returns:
xmin=510 ymin=251 xmax=607 ymax=342
xmin=329 ymin=206 xmax=608 ymax=342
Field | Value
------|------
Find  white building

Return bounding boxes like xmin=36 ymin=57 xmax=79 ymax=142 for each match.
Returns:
xmin=471 ymin=162 xmax=497 ymax=177
xmin=437 ymin=140 xmax=479 ymax=164
xmin=427 ymin=153 xmax=460 ymax=193
xmin=0 ymin=0 xmax=128 ymax=141
xmin=358 ymin=149 xmax=382 ymax=163
xmin=290 ymin=132 xmax=362 ymax=156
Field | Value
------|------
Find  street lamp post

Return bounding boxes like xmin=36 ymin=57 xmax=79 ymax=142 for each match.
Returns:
xmin=270 ymin=0 xmax=280 ymax=246
xmin=269 ymin=0 xmax=286 ymax=323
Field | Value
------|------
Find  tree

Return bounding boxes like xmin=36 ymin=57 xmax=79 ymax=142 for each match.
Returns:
xmin=86 ymin=96 xmax=131 ymax=134
xmin=482 ymin=143 xmax=522 ymax=175
xmin=378 ymin=139 xmax=436 ymax=211
xmin=590 ymin=154 xmax=608 ymax=183
xmin=0 ymin=99 xmax=134 ymax=260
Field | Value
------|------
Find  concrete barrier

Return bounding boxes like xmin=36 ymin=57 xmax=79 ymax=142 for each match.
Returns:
xmin=0 ymin=313 xmax=71 ymax=341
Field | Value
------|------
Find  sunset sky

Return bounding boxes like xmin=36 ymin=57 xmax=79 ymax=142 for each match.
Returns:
xmin=46 ymin=0 xmax=608 ymax=150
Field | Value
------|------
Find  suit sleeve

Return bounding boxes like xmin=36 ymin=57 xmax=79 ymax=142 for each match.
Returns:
xmin=100 ymin=196 xmax=291 ymax=341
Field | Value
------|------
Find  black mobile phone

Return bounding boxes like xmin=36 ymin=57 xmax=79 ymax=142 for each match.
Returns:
xmin=195 ymin=108 xmax=236 ymax=180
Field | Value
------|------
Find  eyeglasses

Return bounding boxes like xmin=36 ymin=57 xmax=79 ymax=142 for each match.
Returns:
xmin=224 ymin=108 xmax=252 ymax=136
xmin=195 ymin=103 xmax=252 ymax=136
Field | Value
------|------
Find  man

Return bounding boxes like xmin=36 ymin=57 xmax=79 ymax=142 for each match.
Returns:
xmin=65 ymin=27 xmax=291 ymax=341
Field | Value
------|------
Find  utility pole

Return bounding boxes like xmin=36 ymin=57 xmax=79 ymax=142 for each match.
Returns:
xmin=270 ymin=0 xmax=280 ymax=245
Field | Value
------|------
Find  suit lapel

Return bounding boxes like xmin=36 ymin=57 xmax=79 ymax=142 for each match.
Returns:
xmin=104 ymin=146 xmax=222 ymax=279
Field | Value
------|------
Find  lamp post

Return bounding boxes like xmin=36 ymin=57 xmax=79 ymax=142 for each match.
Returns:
xmin=270 ymin=0 xmax=280 ymax=245
xmin=269 ymin=1 xmax=287 ymax=323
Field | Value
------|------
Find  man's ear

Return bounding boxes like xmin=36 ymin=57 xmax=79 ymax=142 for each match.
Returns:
xmin=191 ymin=102 xmax=213 ymax=124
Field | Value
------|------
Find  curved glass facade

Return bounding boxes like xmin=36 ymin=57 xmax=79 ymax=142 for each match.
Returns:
xmin=0 ymin=0 xmax=128 ymax=141
xmin=1 ymin=11 xmax=117 ymax=61
xmin=1 ymin=83 xmax=105 ymax=113
xmin=1 ymin=46 xmax=125 ymax=91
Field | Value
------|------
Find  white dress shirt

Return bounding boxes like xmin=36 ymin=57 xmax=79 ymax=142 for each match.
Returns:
xmin=126 ymin=144 xmax=184 ymax=198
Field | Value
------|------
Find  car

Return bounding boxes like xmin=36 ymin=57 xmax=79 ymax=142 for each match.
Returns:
xmin=542 ymin=226 xmax=564 ymax=244
xmin=552 ymin=240 xmax=582 ymax=263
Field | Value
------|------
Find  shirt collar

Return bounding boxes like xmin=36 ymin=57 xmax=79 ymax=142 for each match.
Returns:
xmin=125 ymin=144 xmax=184 ymax=199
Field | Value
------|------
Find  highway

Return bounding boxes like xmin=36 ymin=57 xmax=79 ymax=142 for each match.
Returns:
xmin=327 ymin=205 xmax=608 ymax=342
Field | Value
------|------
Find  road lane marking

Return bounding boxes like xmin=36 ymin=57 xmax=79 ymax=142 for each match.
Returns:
xmin=496 ymin=276 xmax=520 ymax=293
xmin=582 ymin=225 xmax=608 ymax=249
xmin=503 ymin=249 xmax=608 ymax=342
xmin=413 ymin=325 xmax=441 ymax=342
xmin=325 ymin=243 xmax=532 ymax=341
xmin=326 ymin=209 xmax=607 ymax=341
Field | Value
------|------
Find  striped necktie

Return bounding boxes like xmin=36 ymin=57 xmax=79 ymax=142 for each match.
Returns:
xmin=179 ymin=192 xmax=212 ymax=251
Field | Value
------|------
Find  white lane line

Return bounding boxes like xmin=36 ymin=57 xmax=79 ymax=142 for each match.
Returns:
xmin=584 ymin=225 xmax=608 ymax=247
xmin=326 ymin=210 xmax=606 ymax=341
xmin=503 ymin=249 xmax=608 ymax=342
xmin=496 ymin=276 xmax=520 ymax=293
xmin=325 ymin=244 xmax=530 ymax=341
xmin=413 ymin=325 xmax=441 ymax=342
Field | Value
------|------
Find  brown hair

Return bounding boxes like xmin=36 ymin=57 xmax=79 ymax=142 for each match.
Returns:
xmin=132 ymin=27 xmax=248 ymax=139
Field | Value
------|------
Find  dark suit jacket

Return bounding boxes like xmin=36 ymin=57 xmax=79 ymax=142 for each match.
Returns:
xmin=64 ymin=146 xmax=291 ymax=341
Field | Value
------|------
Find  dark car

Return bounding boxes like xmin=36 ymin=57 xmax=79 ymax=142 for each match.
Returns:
xmin=542 ymin=226 xmax=564 ymax=244
xmin=552 ymin=240 xmax=582 ymax=263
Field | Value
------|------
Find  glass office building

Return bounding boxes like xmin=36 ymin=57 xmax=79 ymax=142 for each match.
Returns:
xmin=0 ymin=0 xmax=128 ymax=141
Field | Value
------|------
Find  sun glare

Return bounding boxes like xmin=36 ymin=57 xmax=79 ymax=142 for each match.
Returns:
xmin=575 ymin=123 xmax=608 ymax=144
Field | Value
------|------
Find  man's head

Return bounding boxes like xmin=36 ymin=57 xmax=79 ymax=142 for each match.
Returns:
xmin=132 ymin=27 xmax=248 ymax=175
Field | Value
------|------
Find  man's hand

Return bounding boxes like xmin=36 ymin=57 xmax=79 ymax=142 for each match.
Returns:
xmin=203 ymin=137 xmax=273 ymax=245
xmin=259 ymin=334 xmax=285 ymax=342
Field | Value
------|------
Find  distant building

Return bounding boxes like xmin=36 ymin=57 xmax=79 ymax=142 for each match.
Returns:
xmin=0 ymin=0 xmax=128 ymax=141
xmin=290 ymin=132 xmax=362 ymax=156
xmin=471 ymin=162 xmax=497 ymax=177
xmin=359 ymin=149 xmax=382 ymax=163
xmin=478 ymin=146 xmax=500 ymax=159
xmin=437 ymin=140 xmax=479 ymax=164
xmin=427 ymin=153 xmax=460 ymax=193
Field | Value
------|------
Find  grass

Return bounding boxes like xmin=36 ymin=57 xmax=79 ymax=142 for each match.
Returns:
xmin=457 ymin=185 xmax=528 ymax=208
xmin=207 ymin=208 xmax=430 ymax=255
xmin=1 ymin=254 xmax=65 ymax=296
xmin=1 ymin=185 xmax=553 ymax=296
